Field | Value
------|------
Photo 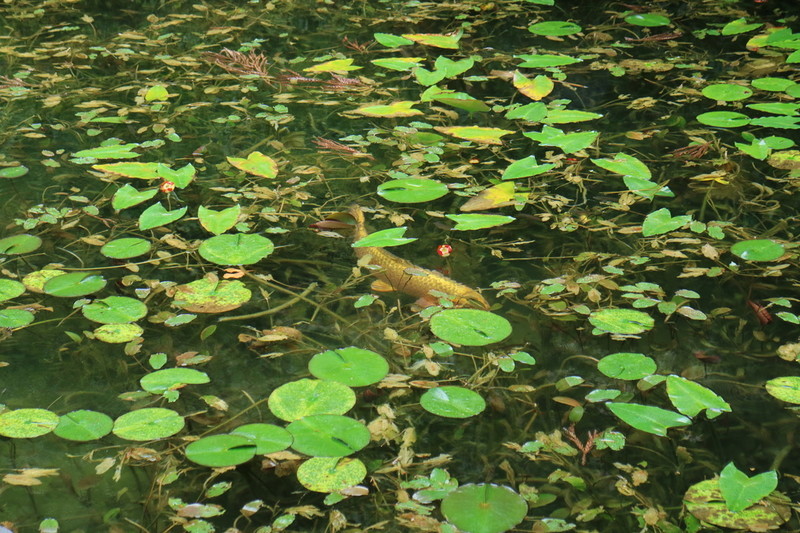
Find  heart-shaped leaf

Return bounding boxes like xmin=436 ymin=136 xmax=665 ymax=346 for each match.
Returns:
xmin=138 ymin=202 xmax=188 ymax=230
xmin=719 ymin=462 xmax=777 ymax=512
xmin=642 ymin=208 xmax=691 ymax=236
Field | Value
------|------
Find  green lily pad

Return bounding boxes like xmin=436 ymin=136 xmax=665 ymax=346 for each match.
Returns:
xmin=516 ymin=53 xmax=581 ymax=67
xmin=623 ymin=177 xmax=674 ymax=199
xmin=501 ymin=156 xmax=555 ymax=179
xmin=765 ymin=376 xmax=800 ymax=403
xmin=352 ymin=227 xmax=417 ymax=248
xmin=227 ymin=151 xmax=278 ymax=178
xmin=420 ymin=386 xmax=486 ymax=418
xmin=138 ymin=202 xmax=188 ymax=231
xmin=100 ymin=237 xmax=152 ymax=259
xmin=351 ymin=101 xmax=424 ymax=118
xmin=434 ymin=126 xmax=514 ymax=145
xmin=74 ymin=141 xmax=140 ymax=160
xmin=696 ymin=111 xmax=751 ymax=128
xmin=140 ymin=368 xmax=210 ymax=395
xmin=111 ymin=184 xmax=158 ymax=210
xmin=588 ymin=308 xmax=654 ymax=335
xmin=0 ymin=279 xmax=25 ymax=302
xmin=93 ymin=162 xmax=160 ymax=179
xmin=751 ymin=77 xmax=796 ymax=91
xmin=543 ymin=109 xmax=602 ymax=124
xmin=230 ymin=423 xmax=293 ymax=455
xmin=0 ymin=234 xmax=42 ymax=255
xmin=373 ymin=32 xmax=415 ymax=48
xmin=666 ymin=375 xmax=731 ymax=419
xmin=287 ymin=414 xmax=370 ymax=457
xmin=746 ymin=102 xmax=800 ymax=115
xmin=172 ymin=277 xmax=252 ymax=313
xmin=0 ymin=408 xmax=60 ymax=438
xmin=607 ymin=402 xmax=691 ymax=437
xmin=296 ymin=457 xmax=367 ymax=493
xmin=157 ymin=163 xmax=195 ymax=188
xmin=54 ymin=410 xmax=114 ymax=442
xmin=377 ymin=178 xmax=449 ymax=203
xmin=719 ymin=462 xmax=778 ymax=512
xmin=185 ymin=434 xmax=257 ymax=467
xmin=112 ymin=407 xmax=184 ymax=441
xmin=0 ymin=308 xmax=34 ymax=328
xmin=82 ymin=296 xmax=147 ymax=324
xmin=685 ymin=478 xmax=790 ymax=530
xmin=198 ymin=233 xmax=274 ymax=265
xmin=702 ymin=84 xmax=753 ymax=101
xmin=441 ymin=484 xmax=528 ymax=533
xmin=505 ymin=102 xmax=548 ymax=122
xmin=0 ymin=164 xmax=28 ymax=178
xmin=445 ymin=214 xmax=516 ymax=231
xmin=524 ymin=126 xmax=599 ymax=154
xmin=625 ymin=13 xmax=671 ymax=27
xmin=308 ymin=347 xmax=389 ymax=386
xmin=429 ymin=309 xmax=512 ymax=346
xmin=528 ymin=21 xmax=582 ymax=36
xmin=371 ymin=57 xmax=424 ymax=71
xmin=597 ymin=352 xmax=656 ymax=380
xmin=642 ymin=208 xmax=691 ymax=236
xmin=268 ymin=379 xmax=356 ymax=422
xmin=93 ymin=323 xmax=143 ymax=343
xmin=730 ymin=239 xmax=784 ymax=261
xmin=591 ymin=153 xmax=651 ymax=180
xmin=198 ymin=205 xmax=241 ymax=235
xmin=44 ymin=272 xmax=107 ymax=298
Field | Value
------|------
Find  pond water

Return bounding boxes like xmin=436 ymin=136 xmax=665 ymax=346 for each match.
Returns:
xmin=1 ymin=0 xmax=800 ymax=531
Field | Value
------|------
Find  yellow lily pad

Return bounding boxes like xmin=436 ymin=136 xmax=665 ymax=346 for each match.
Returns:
xmin=460 ymin=182 xmax=516 ymax=212
xmin=351 ymin=101 xmax=423 ymax=118
xmin=513 ymin=71 xmax=554 ymax=101
xmin=304 ymin=58 xmax=361 ymax=73
xmin=227 ymin=151 xmax=278 ymax=178
xmin=434 ymin=126 xmax=514 ymax=145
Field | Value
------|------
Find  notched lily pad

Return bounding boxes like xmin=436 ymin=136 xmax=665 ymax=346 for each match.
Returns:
xmin=429 ymin=309 xmax=512 ymax=346
xmin=198 ymin=233 xmax=274 ymax=265
xmin=296 ymin=457 xmax=367 ymax=493
xmin=172 ymin=276 xmax=252 ymax=313
xmin=684 ymin=479 xmax=790 ymax=530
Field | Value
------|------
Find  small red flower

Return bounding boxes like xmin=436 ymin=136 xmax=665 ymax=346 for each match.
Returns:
xmin=436 ymin=244 xmax=453 ymax=257
xmin=159 ymin=181 xmax=175 ymax=193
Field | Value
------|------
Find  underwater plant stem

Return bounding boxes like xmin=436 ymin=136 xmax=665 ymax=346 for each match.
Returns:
xmin=218 ymin=282 xmax=318 ymax=322
xmin=244 ymin=273 xmax=349 ymax=323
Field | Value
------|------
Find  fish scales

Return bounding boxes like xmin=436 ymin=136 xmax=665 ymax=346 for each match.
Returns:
xmin=350 ymin=205 xmax=489 ymax=309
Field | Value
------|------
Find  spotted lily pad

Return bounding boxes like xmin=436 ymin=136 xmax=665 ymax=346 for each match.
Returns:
xmin=0 ymin=408 xmax=60 ymax=438
xmin=767 ymin=150 xmax=800 ymax=170
xmin=684 ymin=479 xmax=790 ymax=530
xmin=0 ymin=234 xmax=42 ymax=255
xmin=172 ymin=276 xmax=251 ymax=313
xmin=93 ymin=323 xmax=143 ymax=343
xmin=296 ymin=457 xmax=367 ymax=493
xmin=765 ymin=376 xmax=800 ymax=403
xmin=81 ymin=296 xmax=147 ymax=324
xmin=227 ymin=151 xmax=278 ymax=178
xmin=112 ymin=407 xmax=184 ymax=441
xmin=589 ymin=308 xmax=654 ymax=335
xmin=268 ymin=379 xmax=356 ymax=422
xmin=198 ymin=233 xmax=274 ymax=265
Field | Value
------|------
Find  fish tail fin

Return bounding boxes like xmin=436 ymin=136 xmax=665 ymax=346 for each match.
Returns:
xmin=348 ymin=204 xmax=365 ymax=225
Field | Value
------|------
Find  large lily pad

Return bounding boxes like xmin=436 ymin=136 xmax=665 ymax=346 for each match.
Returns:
xmin=441 ymin=484 xmax=528 ymax=533
xmin=198 ymin=233 xmax=274 ymax=265
xmin=429 ymin=309 xmax=512 ymax=346
xmin=420 ymin=386 xmax=486 ymax=418
xmin=112 ymin=408 xmax=184 ymax=441
xmin=268 ymin=379 xmax=356 ymax=422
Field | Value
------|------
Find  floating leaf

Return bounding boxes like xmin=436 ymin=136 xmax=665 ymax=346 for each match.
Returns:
xmin=401 ymin=32 xmax=461 ymax=49
xmin=308 ymin=347 xmax=389 ymax=386
xmin=198 ymin=233 xmax=274 ymax=265
xmin=765 ymin=376 xmax=800 ymax=403
xmin=721 ymin=18 xmax=763 ymax=36
xmin=100 ymin=237 xmax=152 ymax=259
xmin=460 ymin=182 xmax=516 ymax=212
xmin=513 ymin=71 xmax=553 ymax=101
xmin=93 ymin=162 xmax=160 ymax=179
xmin=524 ymin=125 xmax=599 ymax=153
xmin=373 ymin=32 xmax=414 ymax=48
xmin=145 ymin=85 xmax=169 ymax=101
xmin=0 ymin=164 xmax=28 ymax=178
xmin=157 ymin=163 xmax=195 ymax=188
xmin=684 ymin=479 xmax=790 ymax=530
xmin=730 ymin=239 xmax=784 ymax=261
xmin=93 ymin=323 xmax=143 ymax=343
xmin=666 ymin=375 xmax=731 ymax=419
xmin=625 ymin=13 xmax=671 ymax=27
xmin=54 ymin=410 xmax=113 ymax=442
xmin=589 ymin=308 xmax=654 ymax=335
xmin=371 ymin=57 xmax=423 ymax=71
xmin=501 ymin=156 xmax=554 ymax=180
xmin=702 ymin=84 xmax=753 ymax=101
xmin=0 ymin=234 xmax=42 ymax=255
xmin=434 ymin=126 xmax=514 ymax=145
xmin=440 ymin=484 xmax=528 ymax=533
xmin=185 ymin=435 xmax=256 ymax=467
xmin=642 ymin=208 xmax=691 ymax=236
xmin=352 ymin=227 xmax=417 ymax=247
xmin=433 ymin=56 xmax=475 ymax=78
xmin=44 ymin=272 xmax=107 ymax=298
xmin=429 ymin=309 xmax=512 ymax=346
xmin=138 ymin=202 xmax=188 ymax=231
xmin=0 ymin=408 xmax=59 ymax=438
xmin=751 ymin=77 xmax=796 ymax=91
xmin=140 ymin=368 xmax=210 ymax=395
xmin=74 ymin=142 xmax=139 ymax=160
xmin=505 ymin=102 xmax=548 ymax=122
xmin=304 ymin=58 xmax=361 ymax=73
xmin=719 ymin=463 xmax=777 ymax=512
xmin=696 ymin=111 xmax=750 ymax=128
xmin=0 ymin=279 xmax=25 ymax=302
xmin=112 ymin=408 xmax=184 ymax=441
xmin=268 ymin=379 xmax=356 ymax=422
xmin=0 ymin=309 xmax=34 ymax=328
xmin=445 ymin=214 xmax=515 ymax=230
xmin=420 ymin=386 xmax=486 ymax=418
xmin=420 ymin=87 xmax=489 ymax=112
xmin=82 ymin=296 xmax=147 ymax=324
xmin=377 ymin=178 xmax=449 ymax=203
xmin=516 ymin=53 xmax=581 ymax=67
xmin=287 ymin=414 xmax=370 ymax=457
xmin=591 ymin=153 xmax=651 ymax=180
xmin=173 ymin=277 xmax=251 ymax=313
xmin=111 ymin=184 xmax=158 ymax=210
xmin=230 ymin=423 xmax=293 ymax=455
xmin=597 ymin=352 xmax=657 ymax=380
xmin=746 ymin=102 xmax=800 ymax=115
xmin=528 ymin=21 xmax=582 ymax=36
xmin=227 ymin=151 xmax=278 ymax=178
xmin=351 ymin=101 xmax=423 ymax=118
xmin=296 ymin=457 xmax=367 ymax=493
xmin=607 ymin=403 xmax=691 ymax=437
xmin=198 ymin=205 xmax=241 ymax=235
xmin=767 ymin=150 xmax=800 ymax=170
xmin=543 ymin=109 xmax=602 ymax=124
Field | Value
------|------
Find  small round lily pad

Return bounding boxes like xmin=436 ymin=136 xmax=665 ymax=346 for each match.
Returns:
xmin=112 ymin=408 xmax=184 ymax=441
xmin=230 ymin=423 xmax=293 ymax=455
xmin=420 ymin=386 xmax=486 ymax=418
xmin=597 ymin=352 xmax=657 ymax=380
xmin=308 ymin=347 xmax=389 ymax=386
xmin=0 ymin=309 xmax=34 ymax=328
xmin=296 ymin=457 xmax=367 ymax=493
xmin=54 ymin=410 xmax=114 ymax=441
xmin=82 ymin=296 xmax=148 ymax=324
xmin=100 ymin=237 xmax=152 ymax=259
xmin=702 ymin=84 xmax=753 ymax=101
xmin=441 ymin=484 xmax=528 ymax=533
xmin=765 ymin=376 xmax=800 ymax=404
xmin=0 ymin=234 xmax=42 ymax=255
xmin=44 ymin=272 xmax=107 ymax=298
xmin=93 ymin=323 xmax=143 ymax=343
xmin=198 ymin=234 xmax=274 ymax=265
xmin=268 ymin=379 xmax=356 ymax=422
xmin=0 ymin=408 xmax=60 ymax=438
xmin=140 ymin=368 xmax=210 ymax=395
xmin=588 ymin=308 xmax=654 ymax=335
xmin=730 ymin=239 xmax=785 ymax=262
xmin=429 ymin=309 xmax=512 ymax=346
xmin=0 ymin=279 xmax=25 ymax=302
xmin=287 ymin=415 xmax=370 ymax=457
xmin=172 ymin=277 xmax=251 ymax=313
xmin=185 ymin=434 xmax=257 ymax=467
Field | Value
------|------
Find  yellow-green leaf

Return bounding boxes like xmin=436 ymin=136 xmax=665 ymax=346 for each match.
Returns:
xmin=93 ymin=162 xmax=161 ymax=179
xmin=304 ymin=58 xmax=361 ymax=73
xmin=351 ymin=101 xmax=423 ymax=118
xmin=460 ymin=182 xmax=516 ymax=212
xmin=401 ymin=32 xmax=462 ymax=49
xmin=513 ymin=71 xmax=553 ymax=101
xmin=434 ymin=126 xmax=514 ymax=145
xmin=227 ymin=152 xmax=278 ymax=178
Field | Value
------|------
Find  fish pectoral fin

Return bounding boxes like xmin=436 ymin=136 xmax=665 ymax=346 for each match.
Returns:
xmin=370 ymin=279 xmax=396 ymax=293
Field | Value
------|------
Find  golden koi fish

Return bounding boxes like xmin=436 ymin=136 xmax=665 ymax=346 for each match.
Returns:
xmin=350 ymin=205 xmax=489 ymax=309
